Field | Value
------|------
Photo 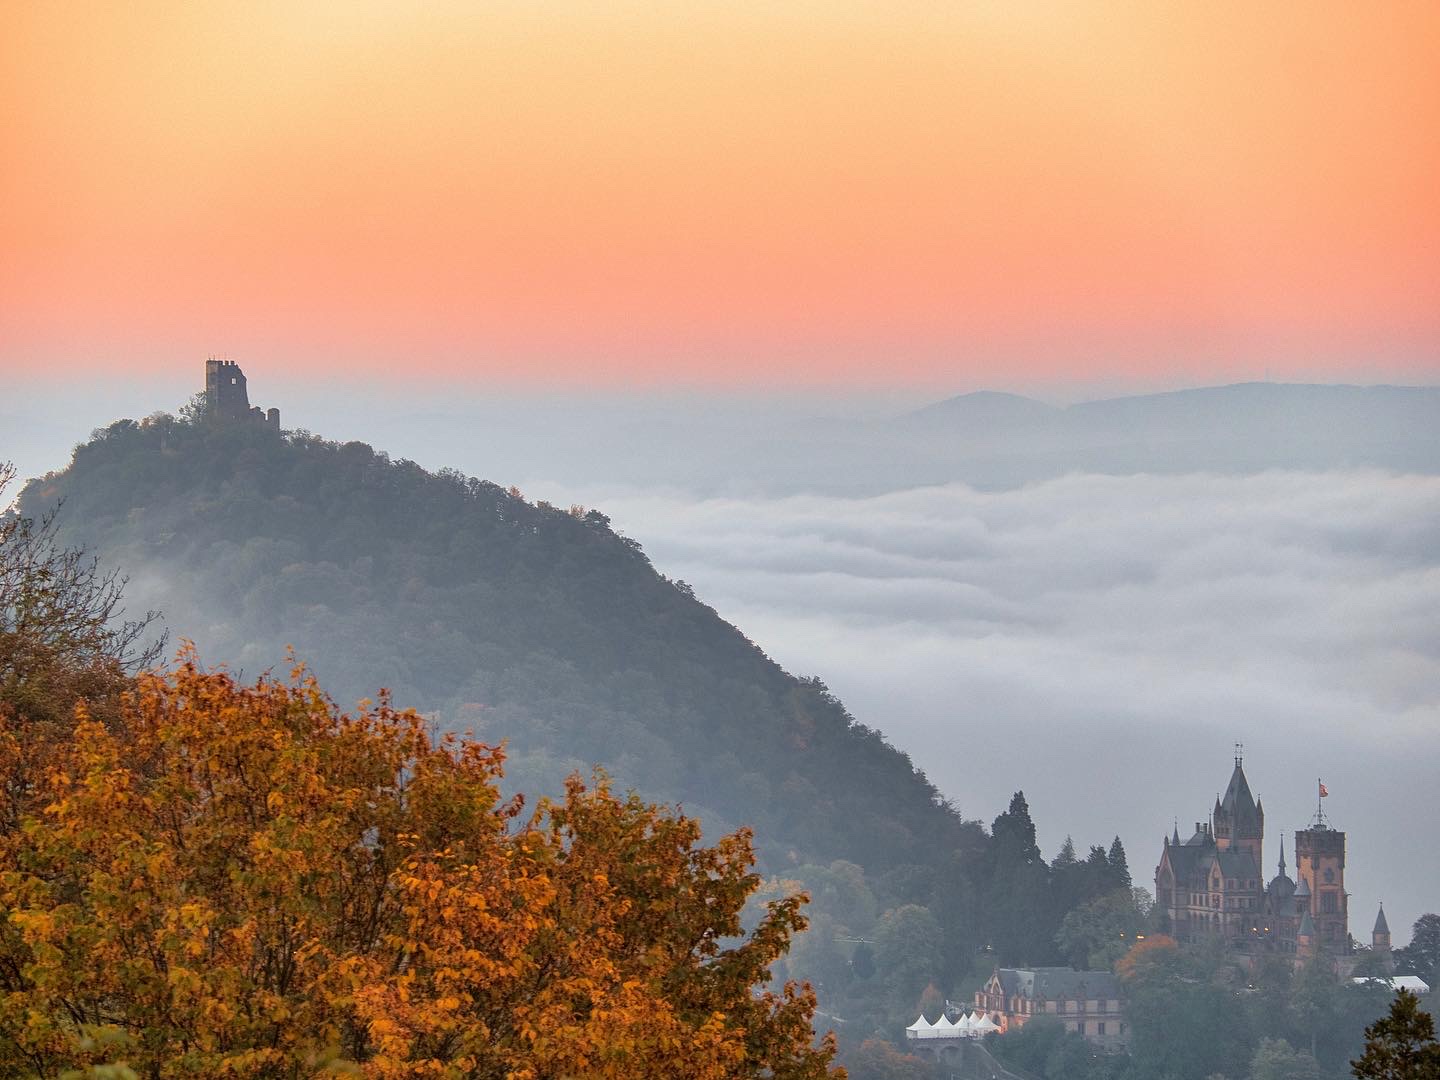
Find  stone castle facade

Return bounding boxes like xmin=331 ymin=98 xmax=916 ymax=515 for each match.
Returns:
xmin=1153 ymin=752 xmax=1386 ymax=972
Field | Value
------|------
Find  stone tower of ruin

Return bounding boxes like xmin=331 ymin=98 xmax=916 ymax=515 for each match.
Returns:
xmin=204 ymin=359 xmax=279 ymax=429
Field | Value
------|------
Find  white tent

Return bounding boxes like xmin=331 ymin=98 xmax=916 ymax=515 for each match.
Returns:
xmin=905 ymin=1015 xmax=933 ymax=1040
xmin=1351 ymin=975 xmax=1430 ymax=994
xmin=932 ymin=1015 xmax=957 ymax=1035
xmin=973 ymin=1012 xmax=1001 ymax=1034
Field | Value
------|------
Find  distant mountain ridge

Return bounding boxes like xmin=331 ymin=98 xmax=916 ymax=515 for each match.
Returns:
xmin=906 ymin=381 xmax=1440 ymax=438
xmin=852 ymin=381 xmax=1440 ymax=491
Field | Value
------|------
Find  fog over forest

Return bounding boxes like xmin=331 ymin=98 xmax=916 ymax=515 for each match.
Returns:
xmin=9 ymin=373 xmax=1440 ymax=939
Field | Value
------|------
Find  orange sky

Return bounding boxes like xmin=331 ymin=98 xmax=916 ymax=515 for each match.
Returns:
xmin=2 ymin=1 xmax=1437 ymax=387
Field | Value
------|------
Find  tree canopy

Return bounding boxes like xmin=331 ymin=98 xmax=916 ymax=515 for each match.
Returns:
xmin=1351 ymin=990 xmax=1440 ymax=1079
xmin=0 ymin=654 xmax=840 ymax=1079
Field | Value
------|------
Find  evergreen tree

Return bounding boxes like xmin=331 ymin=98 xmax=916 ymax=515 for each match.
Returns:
xmin=984 ymin=793 xmax=1052 ymax=964
xmin=1108 ymin=836 xmax=1132 ymax=889
xmin=1351 ymin=989 xmax=1440 ymax=1079
xmin=1053 ymin=835 xmax=1079 ymax=869
xmin=992 ymin=792 xmax=1043 ymax=868
xmin=850 ymin=941 xmax=876 ymax=981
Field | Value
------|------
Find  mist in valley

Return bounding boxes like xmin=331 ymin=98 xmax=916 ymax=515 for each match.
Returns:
xmin=10 ymin=373 xmax=1439 ymax=941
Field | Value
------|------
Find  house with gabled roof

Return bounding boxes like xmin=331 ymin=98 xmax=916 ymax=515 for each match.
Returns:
xmin=974 ymin=966 xmax=1127 ymax=1048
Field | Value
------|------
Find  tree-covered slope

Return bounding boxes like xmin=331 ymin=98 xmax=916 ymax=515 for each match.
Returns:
xmin=20 ymin=415 xmax=965 ymax=872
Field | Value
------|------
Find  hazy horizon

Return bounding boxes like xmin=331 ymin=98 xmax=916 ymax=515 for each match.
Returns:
xmin=8 ymin=371 xmax=1438 ymax=942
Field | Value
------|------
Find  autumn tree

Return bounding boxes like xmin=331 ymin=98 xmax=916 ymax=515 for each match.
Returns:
xmin=1351 ymin=990 xmax=1440 ymax=1079
xmin=0 ymin=461 xmax=162 ymax=731
xmin=0 ymin=654 xmax=841 ymax=1079
xmin=840 ymin=1038 xmax=932 ymax=1080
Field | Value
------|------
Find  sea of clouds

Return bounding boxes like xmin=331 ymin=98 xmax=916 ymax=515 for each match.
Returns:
xmin=539 ymin=470 xmax=1440 ymax=940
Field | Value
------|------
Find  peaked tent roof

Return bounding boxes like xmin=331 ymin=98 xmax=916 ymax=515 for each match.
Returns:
xmin=906 ymin=1016 xmax=932 ymax=1032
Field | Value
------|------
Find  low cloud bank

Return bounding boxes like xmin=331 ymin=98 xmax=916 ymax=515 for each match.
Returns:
xmin=541 ymin=470 xmax=1440 ymax=939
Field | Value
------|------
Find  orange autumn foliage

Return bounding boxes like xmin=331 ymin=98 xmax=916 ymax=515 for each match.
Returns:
xmin=0 ymin=654 xmax=842 ymax=1079
xmin=1115 ymin=934 xmax=1179 ymax=982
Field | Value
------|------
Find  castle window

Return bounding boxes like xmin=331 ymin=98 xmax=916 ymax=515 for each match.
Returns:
xmin=1097 ymin=1022 xmax=1106 ymax=1036
xmin=1322 ymin=893 xmax=1337 ymax=913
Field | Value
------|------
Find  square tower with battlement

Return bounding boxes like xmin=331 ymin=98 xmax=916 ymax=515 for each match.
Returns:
xmin=203 ymin=359 xmax=279 ymax=429
xmin=1294 ymin=822 xmax=1347 ymax=952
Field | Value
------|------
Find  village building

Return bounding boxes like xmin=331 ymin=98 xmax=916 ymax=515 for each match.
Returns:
xmin=973 ymin=967 xmax=1127 ymax=1048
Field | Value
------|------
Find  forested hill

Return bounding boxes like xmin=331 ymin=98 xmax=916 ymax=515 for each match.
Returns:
xmin=20 ymin=415 xmax=971 ymax=872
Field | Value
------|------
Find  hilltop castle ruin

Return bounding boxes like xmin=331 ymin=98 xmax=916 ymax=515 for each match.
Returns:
xmin=204 ymin=359 xmax=279 ymax=430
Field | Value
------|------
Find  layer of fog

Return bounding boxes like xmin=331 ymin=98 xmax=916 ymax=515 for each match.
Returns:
xmin=8 ymin=375 xmax=1439 ymax=940
xmin=530 ymin=470 xmax=1440 ymax=942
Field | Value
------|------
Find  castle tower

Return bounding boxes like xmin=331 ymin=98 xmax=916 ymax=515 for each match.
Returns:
xmin=205 ymin=358 xmax=251 ymax=420
xmin=1372 ymin=904 xmax=1390 ymax=952
xmin=1212 ymin=747 xmax=1264 ymax=872
xmin=1296 ymin=909 xmax=1316 ymax=961
xmin=203 ymin=358 xmax=279 ymax=430
xmin=1295 ymin=815 xmax=1347 ymax=954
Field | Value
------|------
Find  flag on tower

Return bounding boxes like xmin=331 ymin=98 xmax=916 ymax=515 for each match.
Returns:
xmin=1319 ymin=781 xmax=1329 ymax=798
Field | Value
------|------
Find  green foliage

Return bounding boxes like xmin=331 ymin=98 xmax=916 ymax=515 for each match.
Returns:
xmin=989 ymin=1015 xmax=1126 ymax=1080
xmin=1122 ymin=950 xmax=1255 ymax=1080
xmin=851 ymin=941 xmax=876 ymax=981
xmin=1350 ymin=990 xmax=1440 ymax=1079
xmin=874 ymin=905 xmax=943 ymax=1002
xmin=1250 ymin=1037 xmax=1319 ymax=1080
xmin=1394 ymin=915 xmax=1440 ymax=987
xmin=1055 ymin=887 xmax=1156 ymax=970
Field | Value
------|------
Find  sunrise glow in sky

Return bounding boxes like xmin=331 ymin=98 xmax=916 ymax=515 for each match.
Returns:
xmin=3 ymin=1 xmax=1437 ymax=388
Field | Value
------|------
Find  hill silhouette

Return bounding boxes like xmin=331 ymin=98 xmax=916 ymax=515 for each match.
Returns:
xmin=19 ymin=414 xmax=971 ymax=873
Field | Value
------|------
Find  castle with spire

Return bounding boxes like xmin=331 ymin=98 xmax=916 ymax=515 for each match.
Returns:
xmin=1153 ymin=750 xmax=1387 ymax=973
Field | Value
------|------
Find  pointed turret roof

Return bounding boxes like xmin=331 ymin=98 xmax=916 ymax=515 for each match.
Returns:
xmin=1294 ymin=876 xmax=1310 ymax=899
xmin=1374 ymin=904 xmax=1390 ymax=935
xmin=1298 ymin=910 xmax=1315 ymax=937
xmin=1219 ymin=761 xmax=1261 ymax=831
xmin=1267 ymin=834 xmax=1294 ymax=896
